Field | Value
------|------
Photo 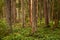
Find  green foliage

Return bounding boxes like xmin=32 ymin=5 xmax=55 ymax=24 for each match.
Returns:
xmin=2 ymin=33 xmax=35 ymax=40
xmin=13 ymin=26 xmax=31 ymax=36
xmin=2 ymin=26 xmax=60 ymax=40
xmin=2 ymin=27 xmax=32 ymax=40
xmin=0 ymin=19 xmax=10 ymax=39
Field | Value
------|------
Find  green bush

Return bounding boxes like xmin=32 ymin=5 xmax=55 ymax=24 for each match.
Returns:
xmin=2 ymin=33 xmax=35 ymax=40
xmin=0 ymin=19 xmax=9 ymax=38
xmin=2 ymin=33 xmax=23 ymax=40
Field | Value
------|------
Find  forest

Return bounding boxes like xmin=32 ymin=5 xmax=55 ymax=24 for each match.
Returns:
xmin=0 ymin=0 xmax=60 ymax=40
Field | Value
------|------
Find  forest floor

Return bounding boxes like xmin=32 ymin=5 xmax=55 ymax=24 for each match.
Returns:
xmin=0 ymin=19 xmax=60 ymax=40
xmin=2 ymin=25 xmax=60 ymax=40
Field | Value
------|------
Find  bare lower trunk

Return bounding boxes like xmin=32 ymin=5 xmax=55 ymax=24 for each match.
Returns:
xmin=11 ymin=0 xmax=16 ymax=24
xmin=5 ymin=0 xmax=12 ymax=33
xmin=44 ymin=0 xmax=49 ymax=27
xmin=29 ymin=0 xmax=38 ymax=33
xmin=21 ymin=0 xmax=25 ymax=27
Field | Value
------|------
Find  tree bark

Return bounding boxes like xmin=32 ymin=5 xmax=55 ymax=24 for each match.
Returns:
xmin=29 ymin=0 xmax=38 ymax=33
xmin=5 ymin=0 xmax=12 ymax=33
xmin=11 ymin=0 xmax=16 ymax=24
xmin=21 ymin=0 xmax=25 ymax=27
xmin=44 ymin=0 xmax=49 ymax=27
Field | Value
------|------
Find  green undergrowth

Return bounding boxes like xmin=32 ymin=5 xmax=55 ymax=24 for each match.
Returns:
xmin=2 ymin=26 xmax=60 ymax=40
xmin=0 ymin=19 xmax=60 ymax=40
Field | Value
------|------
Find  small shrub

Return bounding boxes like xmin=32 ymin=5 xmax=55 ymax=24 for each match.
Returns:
xmin=0 ymin=19 xmax=9 ymax=39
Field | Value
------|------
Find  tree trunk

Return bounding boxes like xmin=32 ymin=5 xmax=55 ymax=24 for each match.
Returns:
xmin=29 ymin=0 xmax=38 ymax=33
xmin=2 ymin=6 xmax=6 ymax=18
xmin=18 ymin=0 xmax=21 ymax=22
xmin=21 ymin=0 xmax=25 ymax=27
xmin=5 ymin=0 xmax=12 ymax=33
xmin=51 ymin=0 xmax=54 ymax=27
xmin=54 ymin=0 xmax=58 ymax=28
xmin=39 ymin=0 xmax=42 ymax=24
xmin=44 ymin=0 xmax=49 ymax=27
xmin=11 ymin=0 xmax=16 ymax=24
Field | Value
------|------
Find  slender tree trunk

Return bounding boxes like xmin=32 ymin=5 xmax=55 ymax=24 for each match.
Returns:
xmin=51 ymin=0 xmax=58 ymax=28
xmin=18 ymin=0 xmax=21 ymax=22
xmin=11 ymin=0 xmax=16 ymax=24
xmin=16 ymin=0 xmax=21 ymax=23
xmin=44 ymin=0 xmax=49 ymax=27
xmin=39 ymin=0 xmax=42 ymax=24
xmin=51 ymin=0 xmax=54 ymax=28
xmin=58 ymin=0 xmax=60 ymax=26
xmin=5 ymin=0 xmax=12 ymax=33
xmin=47 ymin=0 xmax=50 ymax=23
xmin=21 ymin=0 xmax=25 ymax=27
xmin=35 ymin=0 xmax=38 ymax=27
xmin=54 ymin=3 xmax=58 ymax=28
xmin=0 ymin=7 xmax=3 ymax=19
xmin=2 ymin=6 xmax=6 ymax=18
xmin=29 ymin=0 xmax=38 ymax=33
xmin=29 ymin=0 xmax=32 ymax=26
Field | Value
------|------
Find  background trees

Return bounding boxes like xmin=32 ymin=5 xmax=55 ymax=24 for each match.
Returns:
xmin=0 ymin=0 xmax=60 ymax=40
xmin=1 ymin=0 xmax=60 ymax=33
xmin=0 ymin=0 xmax=59 ymax=32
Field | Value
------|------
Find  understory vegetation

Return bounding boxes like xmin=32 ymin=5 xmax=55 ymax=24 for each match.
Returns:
xmin=0 ymin=19 xmax=60 ymax=40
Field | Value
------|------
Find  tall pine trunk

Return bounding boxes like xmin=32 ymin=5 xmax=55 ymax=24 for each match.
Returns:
xmin=29 ymin=0 xmax=38 ymax=33
xmin=11 ymin=0 xmax=16 ymax=24
xmin=5 ymin=0 xmax=12 ymax=33
xmin=44 ymin=0 xmax=49 ymax=27
xmin=21 ymin=0 xmax=25 ymax=27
